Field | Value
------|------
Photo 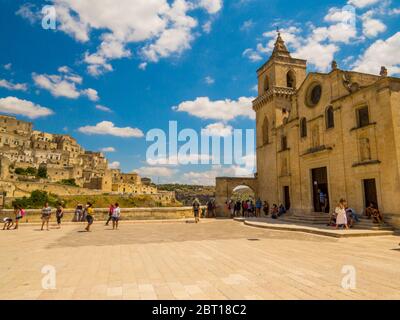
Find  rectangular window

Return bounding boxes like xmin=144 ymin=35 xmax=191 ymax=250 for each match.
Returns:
xmin=357 ymin=107 xmax=370 ymax=128
xmin=281 ymin=136 xmax=288 ymax=150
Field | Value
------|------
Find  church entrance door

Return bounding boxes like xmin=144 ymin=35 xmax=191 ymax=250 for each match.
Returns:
xmin=311 ymin=167 xmax=329 ymax=213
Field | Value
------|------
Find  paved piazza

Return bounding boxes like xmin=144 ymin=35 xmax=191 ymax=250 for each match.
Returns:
xmin=1 ymin=219 xmax=400 ymax=300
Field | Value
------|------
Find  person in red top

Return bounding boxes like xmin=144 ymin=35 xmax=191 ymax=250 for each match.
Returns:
xmin=105 ymin=204 xmax=114 ymax=226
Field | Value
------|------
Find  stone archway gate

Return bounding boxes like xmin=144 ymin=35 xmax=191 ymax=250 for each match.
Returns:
xmin=215 ymin=177 xmax=258 ymax=217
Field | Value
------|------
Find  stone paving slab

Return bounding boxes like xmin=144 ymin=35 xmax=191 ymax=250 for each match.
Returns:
xmin=1 ymin=220 xmax=400 ymax=300
xmin=234 ymin=218 xmax=395 ymax=238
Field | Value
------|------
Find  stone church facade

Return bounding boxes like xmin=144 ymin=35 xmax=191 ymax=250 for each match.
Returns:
xmin=217 ymin=34 xmax=400 ymax=220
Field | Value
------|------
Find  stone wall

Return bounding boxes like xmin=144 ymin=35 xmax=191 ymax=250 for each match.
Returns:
xmin=0 ymin=180 xmax=104 ymax=199
xmin=0 ymin=206 xmax=196 ymax=223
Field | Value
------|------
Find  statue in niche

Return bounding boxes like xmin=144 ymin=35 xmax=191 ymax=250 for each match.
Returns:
xmin=281 ymin=158 xmax=288 ymax=176
xmin=360 ymin=138 xmax=371 ymax=161
xmin=311 ymin=126 xmax=320 ymax=148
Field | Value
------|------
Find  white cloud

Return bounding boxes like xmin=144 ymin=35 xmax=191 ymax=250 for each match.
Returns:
xmin=348 ymin=0 xmax=380 ymax=8
xmin=47 ymin=0 xmax=222 ymax=75
xmin=108 ymin=161 xmax=121 ymax=169
xmin=33 ymin=68 xmax=99 ymax=100
xmin=361 ymin=11 xmax=386 ymax=38
xmin=240 ymin=20 xmax=254 ymax=31
xmin=135 ymin=166 xmax=178 ymax=177
xmin=139 ymin=62 xmax=148 ymax=70
xmin=173 ymin=96 xmax=255 ymax=121
xmin=95 ymin=105 xmax=112 ymax=113
xmin=82 ymin=88 xmax=99 ymax=102
xmin=197 ymin=0 xmax=223 ymax=14
xmin=3 ymin=63 xmax=12 ymax=71
xmin=242 ymin=48 xmax=263 ymax=62
xmin=202 ymin=122 xmax=233 ymax=137
xmin=204 ymin=76 xmax=215 ymax=85
xmin=202 ymin=21 xmax=212 ymax=34
xmin=246 ymin=6 xmax=360 ymax=72
xmin=101 ymin=147 xmax=116 ymax=153
xmin=389 ymin=8 xmax=400 ymax=15
xmin=295 ymin=40 xmax=339 ymax=72
xmin=33 ymin=73 xmax=80 ymax=99
xmin=16 ymin=3 xmax=40 ymax=24
xmin=78 ymin=121 xmax=144 ymax=138
xmin=0 ymin=97 xmax=54 ymax=119
xmin=353 ymin=32 xmax=400 ymax=75
xmin=0 ymin=79 xmax=28 ymax=92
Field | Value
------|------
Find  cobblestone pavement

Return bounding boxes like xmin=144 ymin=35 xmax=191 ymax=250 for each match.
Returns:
xmin=0 ymin=220 xmax=399 ymax=300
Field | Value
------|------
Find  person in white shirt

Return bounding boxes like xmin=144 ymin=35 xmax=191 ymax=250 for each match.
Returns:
xmin=112 ymin=203 xmax=121 ymax=230
xmin=335 ymin=199 xmax=349 ymax=230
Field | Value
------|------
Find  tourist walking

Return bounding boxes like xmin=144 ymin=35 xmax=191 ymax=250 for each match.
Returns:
xmin=255 ymin=198 xmax=262 ymax=217
xmin=112 ymin=203 xmax=121 ymax=230
xmin=56 ymin=204 xmax=64 ymax=229
xmin=335 ymin=199 xmax=349 ymax=229
xmin=41 ymin=202 xmax=52 ymax=231
xmin=193 ymin=198 xmax=201 ymax=223
xmin=13 ymin=205 xmax=23 ymax=230
xmin=74 ymin=204 xmax=83 ymax=222
xmin=84 ymin=202 xmax=94 ymax=232
xmin=105 ymin=203 xmax=114 ymax=226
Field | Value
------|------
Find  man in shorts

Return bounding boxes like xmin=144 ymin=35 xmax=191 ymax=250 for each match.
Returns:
xmin=41 ymin=202 xmax=52 ymax=231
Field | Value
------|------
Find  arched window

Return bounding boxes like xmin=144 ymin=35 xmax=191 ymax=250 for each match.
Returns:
xmin=300 ymin=118 xmax=307 ymax=138
xmin=287 ymin=70 xmax=296 ymax=88
xmin=262 ymin=117 xmax=269 ymax=144
xmin=326 ymin=106 xmax=334 ymax=129
xmin=264 ymin=75 xmax=270 ymax=92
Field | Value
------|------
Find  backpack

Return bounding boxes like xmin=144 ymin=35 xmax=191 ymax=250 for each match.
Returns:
xmin=20 ymin=209 xmax=26 ymax=217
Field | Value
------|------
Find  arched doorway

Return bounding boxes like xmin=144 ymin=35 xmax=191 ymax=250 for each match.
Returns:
xmin=231 ymin=185 xmax=255 ymax=202
xmin=215 ymin=177 xmax=258 ymax=217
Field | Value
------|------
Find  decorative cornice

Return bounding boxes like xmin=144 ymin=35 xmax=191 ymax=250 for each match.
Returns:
xmin=253 ymin=86 xmax=295 ymax=111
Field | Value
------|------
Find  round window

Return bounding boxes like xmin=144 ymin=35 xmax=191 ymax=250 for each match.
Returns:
xmin=306 ymin=83 xmax=322 ymax=107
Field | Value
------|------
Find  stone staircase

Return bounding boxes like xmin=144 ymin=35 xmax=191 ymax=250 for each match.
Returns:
xmin=280 ymin=211 xmax=395 ymax=231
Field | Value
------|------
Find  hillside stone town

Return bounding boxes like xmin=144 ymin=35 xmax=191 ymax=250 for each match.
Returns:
xmin=0 ymin=114 xmax=173 ymax=202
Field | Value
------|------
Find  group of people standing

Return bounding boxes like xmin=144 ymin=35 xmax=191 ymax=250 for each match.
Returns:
xmin=41 ymin=202 xmax=96 ymax=232
xmin=225 ymin=199 xmax=287 ymax=219
xmin=2 ymin=201 xmax=122 ymax=232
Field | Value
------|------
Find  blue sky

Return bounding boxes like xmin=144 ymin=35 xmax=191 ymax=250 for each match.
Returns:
xmin=0 ymin=0 xmax=399 ymax=185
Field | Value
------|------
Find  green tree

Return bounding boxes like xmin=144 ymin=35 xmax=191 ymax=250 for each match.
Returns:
xmin=37 ymin=166 xmax=47 ymax=179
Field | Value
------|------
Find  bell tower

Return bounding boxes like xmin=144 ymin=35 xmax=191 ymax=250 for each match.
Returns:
xmin=253 ymin=32 xmax=307 ymax=142
xmin=253 ymin=32 xmax=307 ymax=205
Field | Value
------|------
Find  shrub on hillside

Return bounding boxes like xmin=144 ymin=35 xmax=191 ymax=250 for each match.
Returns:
xmin=12 ymin=190 xmax=60 ymax=209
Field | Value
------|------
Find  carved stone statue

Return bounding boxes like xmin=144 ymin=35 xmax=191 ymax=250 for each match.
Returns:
xmin=311 ymin=126 xmax=320 ymax=148
xmin=360 ymin=138 xmax=371 ymax=161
